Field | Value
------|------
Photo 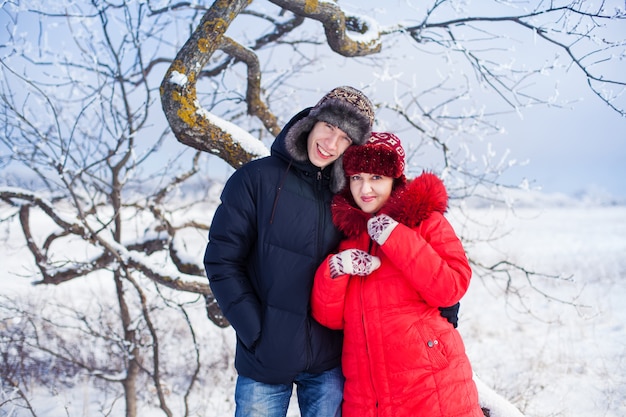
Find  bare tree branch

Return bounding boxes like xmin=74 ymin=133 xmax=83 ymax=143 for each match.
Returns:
xmin=160 ymin=0 xmax=264 ymax=168
xmin=269 ymin=0 xmax=382 ymax=56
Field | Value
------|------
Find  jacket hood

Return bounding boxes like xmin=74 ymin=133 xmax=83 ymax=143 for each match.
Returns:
xmin=271 ymin=108 xmax=311 ymax=164
xmin=271 ymin=107 xmax=348 ymax=192
xmin=331 ymin=171 xmax=449 ymax=238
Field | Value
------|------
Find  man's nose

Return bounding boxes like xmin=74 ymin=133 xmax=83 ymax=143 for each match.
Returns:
xmin=325 ymin=132 xmax=342 ymax=150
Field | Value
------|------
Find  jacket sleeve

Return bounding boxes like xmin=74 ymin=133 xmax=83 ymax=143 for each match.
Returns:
xmin=203 ymin=168 xmax=262 ymax=349
xmin=311 ymin=254 xmax=349 ymax=330
xmin=379 ymin=212 xmax=472 ymax=307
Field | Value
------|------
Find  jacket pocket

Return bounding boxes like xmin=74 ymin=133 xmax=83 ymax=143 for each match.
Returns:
xmin=414 ymin=321 xmax=450 ymax=371
xmin=254 ymin=306 xmax=306 ymax=371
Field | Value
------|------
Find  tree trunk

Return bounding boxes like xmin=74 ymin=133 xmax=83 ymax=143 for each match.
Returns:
xmin=114 ymin=272 xmax=139 ymax=417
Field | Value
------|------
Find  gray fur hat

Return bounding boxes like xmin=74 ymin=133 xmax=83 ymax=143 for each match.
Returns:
xmin=284 ymin=86 xmax=375 ymax=192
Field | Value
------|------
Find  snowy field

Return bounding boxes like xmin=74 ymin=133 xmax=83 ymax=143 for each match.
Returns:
xmin=456 ymin=204 xmax=626 ymax=417
xmin=1 ymin=199 xmax=625 ymax=417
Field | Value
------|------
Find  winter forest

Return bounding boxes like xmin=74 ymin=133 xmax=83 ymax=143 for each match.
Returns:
xmin=1 ymin=1 xmax=625 ymax=417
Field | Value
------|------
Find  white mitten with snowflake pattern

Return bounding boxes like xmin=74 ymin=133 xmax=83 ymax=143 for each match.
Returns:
xmin=367 ymin=214 xmax=399 ymax=245
xmin=328 ymin=249 xmax=381 ymax=278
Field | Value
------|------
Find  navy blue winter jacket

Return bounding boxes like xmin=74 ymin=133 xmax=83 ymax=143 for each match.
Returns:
xmin=204 ymin=108 xmax=344 ymax=384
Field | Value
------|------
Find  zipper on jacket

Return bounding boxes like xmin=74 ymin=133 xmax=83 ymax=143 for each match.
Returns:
xmin=316 ymin=170 xmax=322 ymax=190
xmin=306 ymin=169 xmax=324 ymax=370
xmin=360 ymin=273 xmax=380 ymax=410
xmin=362 ymin=235 xmax=381 ymax=410
xmin=314 ymin=170 xmax=325 ymax=260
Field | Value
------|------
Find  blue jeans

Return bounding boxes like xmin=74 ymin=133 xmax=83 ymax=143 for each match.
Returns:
xmin=234 ymin=366 xmax=344 ymax=417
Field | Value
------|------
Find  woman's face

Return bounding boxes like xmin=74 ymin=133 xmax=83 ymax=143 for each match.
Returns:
xmin=349 ymin=172 xmax=394 ymax=214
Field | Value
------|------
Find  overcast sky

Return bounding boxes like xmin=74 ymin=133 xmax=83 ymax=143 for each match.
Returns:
xmin=492 ymin=83 xmax=625 ymax=199
xmin=2 ymin=1 xmax=623 ymax=199
xmin=351 ymin=1 xmax=626 ymax=200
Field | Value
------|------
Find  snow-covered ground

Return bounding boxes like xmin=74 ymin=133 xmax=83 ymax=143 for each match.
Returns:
xmin=456 ymin=204 xmax=626 ymax=417
xmin=1 ymin=198 xmax=625 ymax=416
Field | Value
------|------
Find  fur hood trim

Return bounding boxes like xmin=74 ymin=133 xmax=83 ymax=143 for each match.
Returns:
xmin=331 ymin=172 xmax=448 ymax=238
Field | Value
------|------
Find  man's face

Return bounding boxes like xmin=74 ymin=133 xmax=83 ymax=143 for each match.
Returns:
xmin=306 ymin=121 xmax=353 ymax=168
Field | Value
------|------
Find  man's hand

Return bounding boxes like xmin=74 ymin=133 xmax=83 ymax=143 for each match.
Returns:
xmin=439 ymin=302 xmax=461 ymax=328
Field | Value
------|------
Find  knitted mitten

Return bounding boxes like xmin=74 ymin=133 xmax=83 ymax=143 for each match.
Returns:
xmin=367 ymin=214 xmax=399 ymax=245
xmin=329 ymin=249 xmax=381 ymax=278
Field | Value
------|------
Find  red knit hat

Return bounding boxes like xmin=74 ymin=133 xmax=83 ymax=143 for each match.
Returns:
xmin=343 ymin=132 xmax=406 ymax=179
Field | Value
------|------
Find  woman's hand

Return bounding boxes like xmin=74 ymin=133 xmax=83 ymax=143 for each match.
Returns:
xmin=367 ymin=214 xmax=399 ymax=245
xmin=329 ymin=249 xmax=381 ymax=278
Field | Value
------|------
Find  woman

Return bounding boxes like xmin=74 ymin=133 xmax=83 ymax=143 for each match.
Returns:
xmin=311 ymin=132 xmax=483 ymax=417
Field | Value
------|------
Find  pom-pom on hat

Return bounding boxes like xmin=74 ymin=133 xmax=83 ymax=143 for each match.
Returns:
xmin=343 ymin=132 xmax=406 ymax=179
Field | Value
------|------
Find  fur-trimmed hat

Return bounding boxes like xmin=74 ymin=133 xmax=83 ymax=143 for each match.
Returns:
xmin=343 ymin=132 xmax=406 ymax=179
xmin=285 ymin=86 xmax=374 ymax=154
xmin=283 ymin=86 xmax=375 ymax=193
xmin=310 ymin=86 xmax=375 ymax=144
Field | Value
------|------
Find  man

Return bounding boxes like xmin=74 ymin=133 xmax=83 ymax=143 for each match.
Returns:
xmin=204 ymin=86 xmax=375 ymax=417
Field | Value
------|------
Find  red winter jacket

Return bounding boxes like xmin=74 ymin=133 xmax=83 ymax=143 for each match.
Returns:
xmin=311 ymin=172 xmax=483 ymax=417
